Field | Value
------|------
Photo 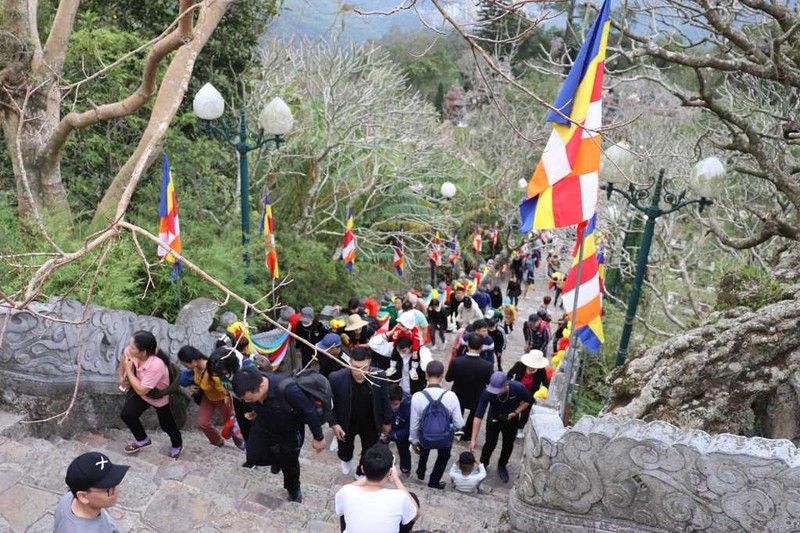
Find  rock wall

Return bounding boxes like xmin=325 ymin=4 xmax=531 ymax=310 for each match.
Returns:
xmin=604 ymin=289 xmax=800 ymax=438
xmin=510 ymin=407 xmax=800 ymax=532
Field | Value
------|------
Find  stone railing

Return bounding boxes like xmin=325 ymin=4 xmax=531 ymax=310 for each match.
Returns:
xmin=0 ymin=298 xmax=221 ymax=395
xmin=510 ymin=406 xmax=800 ymax=532
xmin=0 ymin=298 xmax=295 ymax=436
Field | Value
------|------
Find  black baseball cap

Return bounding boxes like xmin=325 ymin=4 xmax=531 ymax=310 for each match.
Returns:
xmin=65 ymin=452 xmax=129 ymax=492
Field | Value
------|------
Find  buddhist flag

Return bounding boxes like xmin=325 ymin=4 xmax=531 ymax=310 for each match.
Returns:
xmin=158 ymin=154 xmax=182 ymax=279
xmin=490 ymin=222 xmax=499 ymax=248
xmin=472 ymin=228 xmax=482 ymax=253
xmin=448 ymin=230 xmax=458 ymax=269
xmin=429 ymin=231 xmax=442 ymax=269
xmin=259 ymin=193 xmax=279 ymax=279
xmin=519 ymin=0 xmax=611 ymax=231
xmin=561 ymin=214 xmax=604 ymax=353
xmin=393 ymin=223 xmax=405 ymax=277
xmin=342 ymin=207 xmax=356 ymax=273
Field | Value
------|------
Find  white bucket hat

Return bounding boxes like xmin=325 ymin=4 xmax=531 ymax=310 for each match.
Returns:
xmin=520 ymin=349 xmax=549 ymax=369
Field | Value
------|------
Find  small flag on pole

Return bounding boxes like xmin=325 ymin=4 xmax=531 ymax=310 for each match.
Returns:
xmin=448 ymin=230 xmax=458 ymax=270
xmin=342 ymin=207 xmax=356 ymax=273
xmin=472 ymin=228 xmax=482 ymax=253
xmin=158 ymin=154 xmax=182 ymax=279
xmin=429 ymin=231 xmax=442 ymax=269
xmin=393 ymin=223 xmax=405 ymax=277
xmin=259 ymin=193 xmax=279 ymax=279
xmin=519 ymin=0 xmax=611 ymax=231
xmin=561 ymin=214 xmax=605 ymax=353
xmin=490 ymin=222 xmax=499 ymax=248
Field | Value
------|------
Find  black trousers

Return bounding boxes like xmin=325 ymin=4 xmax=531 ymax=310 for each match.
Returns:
xmin=337 ymin=423 xmax=379 ymax=470
xmin=120 ymin=394 xmax=182 ymax=448
xmin=430 ymin=323 xmax=446 ymax=345
xmin=340 ymin=492 xmax=420 ymax=532
xmin=232 ymin=397 xmax=251 ymax=442
xmin=417 ymin=446 xmax=451 ymax=486
xmin=246 ymin=425 xmax=302 ymax=491
xmin=460 ymin=407 xmax=477 ymax=441
xmin=480 ymin=417 xmax=517 ymax=467
xmin=394 ymin=437 xmax=411 ymax=472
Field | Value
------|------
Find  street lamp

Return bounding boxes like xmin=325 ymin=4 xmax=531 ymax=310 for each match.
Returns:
xmin=604 ymin=156 xmax=724 ymax=367
xmin=440 ymin=182 xmax=456 ymax=198
xmin=193 ymin=83 xmax=293 ymax=283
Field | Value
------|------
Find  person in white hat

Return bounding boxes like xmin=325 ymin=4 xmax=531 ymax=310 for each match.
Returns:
xmin=506 ymin=350 xmax=550 ymax=439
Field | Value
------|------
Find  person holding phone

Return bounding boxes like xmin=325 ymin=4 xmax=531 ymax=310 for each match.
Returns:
xmin=335 ymin=443 xmax=420 ymax=533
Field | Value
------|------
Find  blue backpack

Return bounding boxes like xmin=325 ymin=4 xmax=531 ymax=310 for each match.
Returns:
xmin=419 ymin=389 xmax=454 ymax=449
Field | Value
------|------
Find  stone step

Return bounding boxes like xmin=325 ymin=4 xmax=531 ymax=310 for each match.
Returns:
xmin=0 ymin=425 xmax=514 ymax=532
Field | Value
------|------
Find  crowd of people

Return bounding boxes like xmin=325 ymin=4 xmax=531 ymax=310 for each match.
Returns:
xmin=57 ymin=241 xmax=575 ymax=533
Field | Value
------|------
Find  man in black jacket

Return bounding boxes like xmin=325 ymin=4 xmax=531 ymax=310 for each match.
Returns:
xmin=232 ymin=366 xmax=326 ymax=503
xmin=328 ymin=347 xmax=393 ymax=477
xmin=523 ymin=311 xmax=551 ymax=353
xmin=294 ymin=307 xmax=328 ymax=368
xmin=445 ymin=334 xmax=493 ymax=441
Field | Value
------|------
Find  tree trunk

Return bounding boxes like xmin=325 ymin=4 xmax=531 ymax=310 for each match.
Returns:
xmin=93 ymin=0 xmax=235 ymax=224
xmin=2 ymin=85 xmax=72 ymax=221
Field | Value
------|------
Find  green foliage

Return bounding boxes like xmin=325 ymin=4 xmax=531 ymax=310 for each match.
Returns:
xmin=715 ymin=265 xmax=788 ymax=312
xmin=380 ymin=31 xmax=466 ymax=102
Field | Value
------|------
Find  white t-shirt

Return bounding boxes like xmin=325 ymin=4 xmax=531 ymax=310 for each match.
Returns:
xmin=335 ymin=484 xmax=416 ymax=533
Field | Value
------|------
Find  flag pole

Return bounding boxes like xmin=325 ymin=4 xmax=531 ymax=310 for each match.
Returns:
xmin=560 ymin=223 xmax=587 ymax=424
xmin=175 ymin=269 xmax=183 ymax=309
xmin=271 ymin=277 xmax=277 ymax=319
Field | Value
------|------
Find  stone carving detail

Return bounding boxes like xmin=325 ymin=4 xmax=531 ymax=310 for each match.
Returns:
xmin=0 ymin=298 xmax=219 ymax=386
xmin=511 ymin=407 xmax=800 ymax=532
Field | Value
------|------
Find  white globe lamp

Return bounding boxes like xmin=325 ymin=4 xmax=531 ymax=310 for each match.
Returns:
xmin=259 ymin=97 xmax=293 ymax=136
xmin=193 ymin=83 xmax=225 ymax=121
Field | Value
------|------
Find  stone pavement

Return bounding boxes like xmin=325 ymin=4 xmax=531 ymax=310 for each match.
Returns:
xmin=0 ymin=279 xmax=553 ymax=533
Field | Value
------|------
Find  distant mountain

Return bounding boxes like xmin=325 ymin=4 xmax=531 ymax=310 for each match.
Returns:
xmin=266 ymin=0 xmax=476 ymax=43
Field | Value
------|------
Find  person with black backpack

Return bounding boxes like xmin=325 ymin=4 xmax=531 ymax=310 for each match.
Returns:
xmin=409 ymin=360 xmax=464 ymax=490
xmin=232 ymin=365 xmax=326 ymax=503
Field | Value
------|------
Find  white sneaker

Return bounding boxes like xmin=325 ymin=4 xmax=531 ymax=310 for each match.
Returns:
xmin=341 ymin=460 xmax=354 ymax=475
xmin=516 ymin=429 xmax=524 ymax=439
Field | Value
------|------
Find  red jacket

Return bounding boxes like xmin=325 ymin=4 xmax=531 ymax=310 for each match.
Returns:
xmin=387 ymin=325 xmax=421 ymax=353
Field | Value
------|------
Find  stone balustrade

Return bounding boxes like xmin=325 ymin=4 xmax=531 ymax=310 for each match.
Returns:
xmin=510 ymin=406 xmax=800 ymax=532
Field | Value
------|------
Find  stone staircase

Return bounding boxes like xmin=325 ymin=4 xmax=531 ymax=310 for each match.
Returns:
xmin=0 ymin=422 xmax=516 ymax=532
xmin=0 ymin=277 xmax=552 ymax=532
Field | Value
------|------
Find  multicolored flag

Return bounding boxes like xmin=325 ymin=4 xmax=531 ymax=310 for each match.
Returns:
xmin=448 ymin=230 xmax=458 ymax=269
xmin=393 ymin=223 xmax=405 ymax=277
xmin=472 ymin=228 xmax=482 ymax=253
xmin=158 ymin=154 xmax=182 ymax=279
xmin=259 ymin=193 xmax=279 ymax=279
xmin=490 ymin=222 xmax=499 ymax=248
xmin=519 ymin=0 xmax=611 ymax=231
xmin=429 ymin=231 xmax=442 ymax=269
xmin=342 ymin=207 xmax=356 ymax=273
xmin=561 ymin=214 xmax=605 ymax=353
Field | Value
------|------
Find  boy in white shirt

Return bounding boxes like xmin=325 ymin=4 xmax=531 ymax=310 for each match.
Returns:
xmin=449 ymin=451 xmax=487 ymax=493
xmin=335 ymin=443 xmax=420 ymax=533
